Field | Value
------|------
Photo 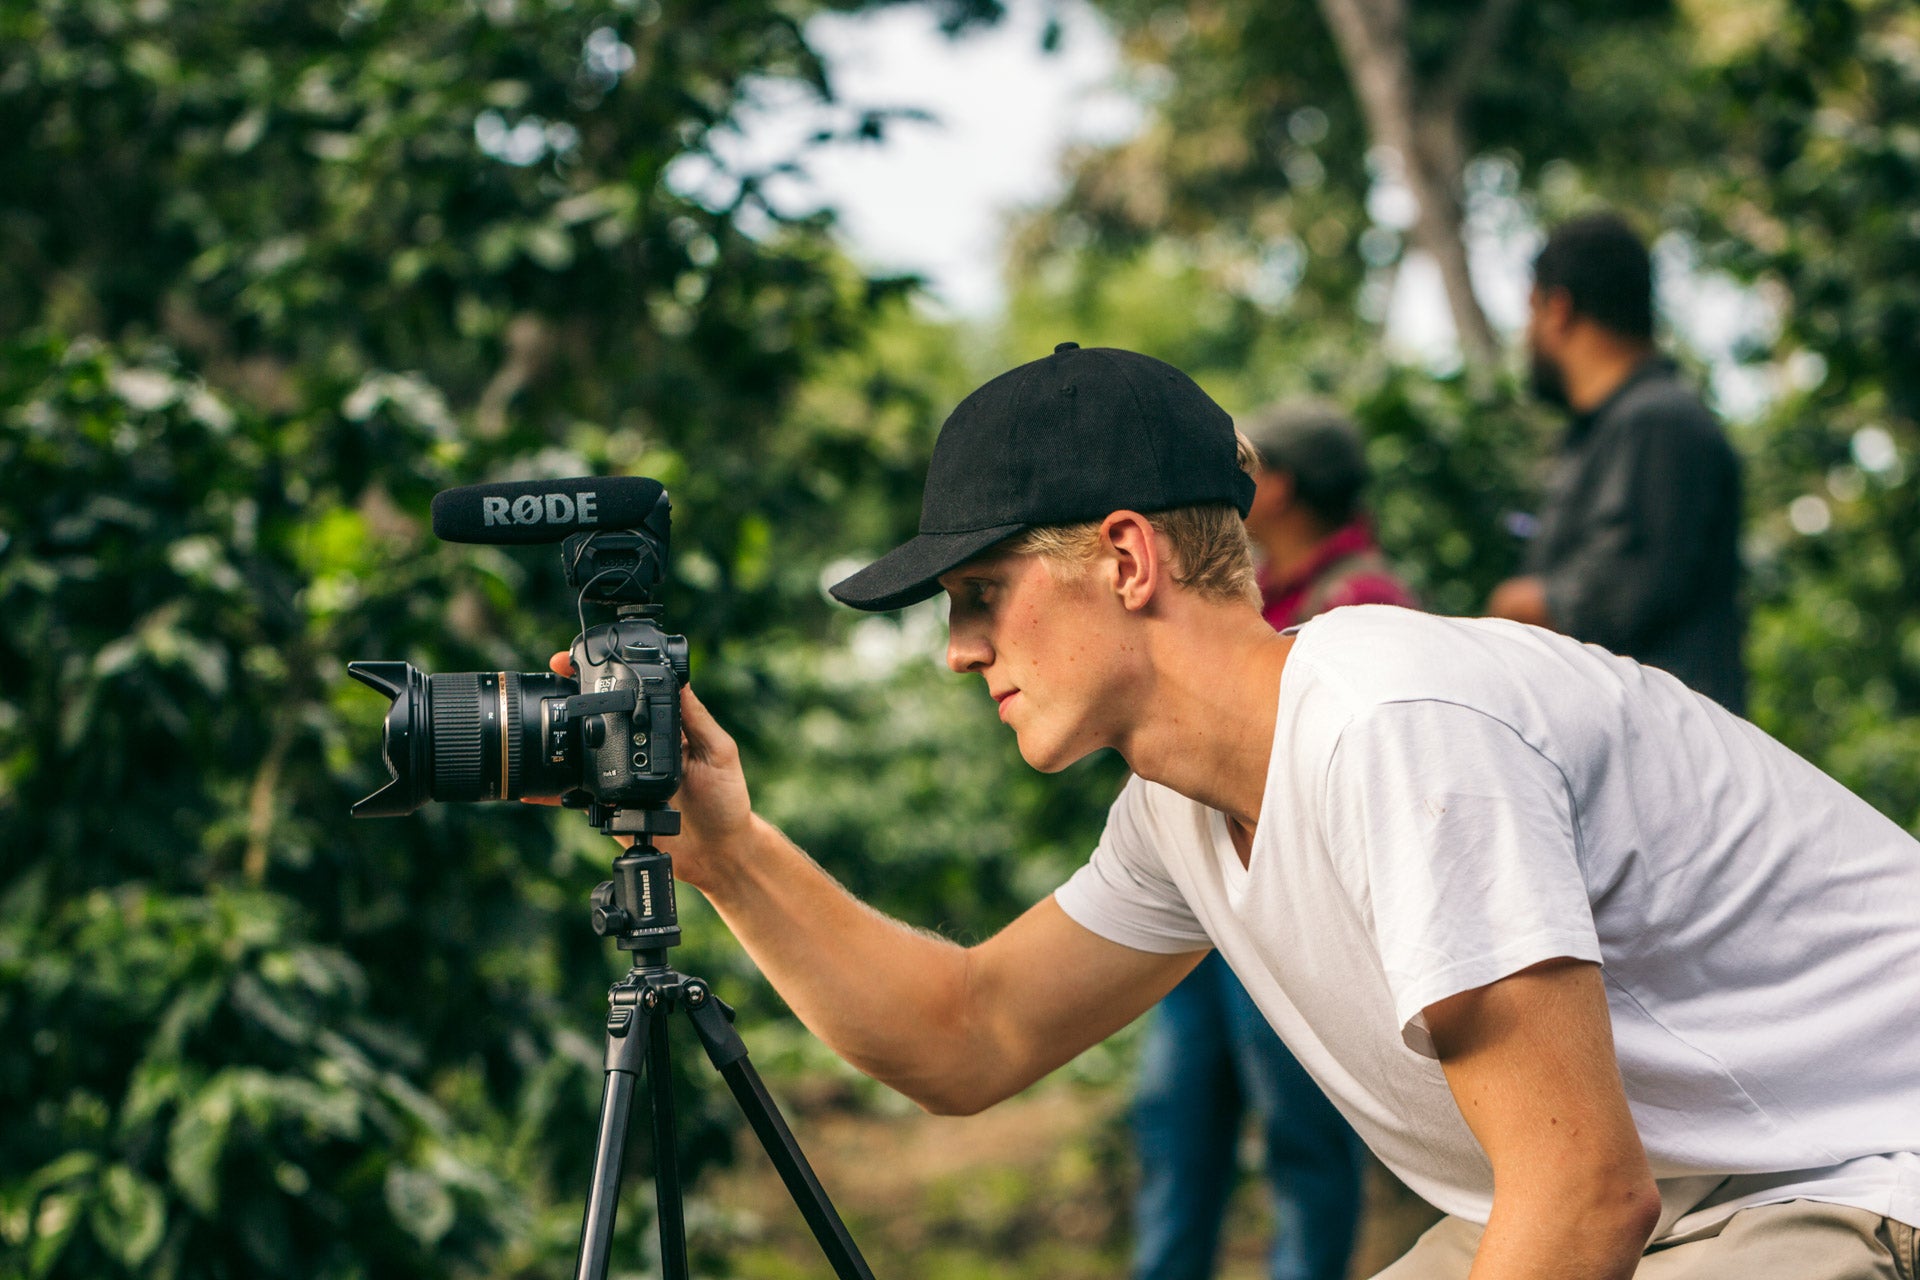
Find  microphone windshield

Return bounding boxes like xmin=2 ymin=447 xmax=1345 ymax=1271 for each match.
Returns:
xmin=431 ymin=476 xmax=668 ymax=545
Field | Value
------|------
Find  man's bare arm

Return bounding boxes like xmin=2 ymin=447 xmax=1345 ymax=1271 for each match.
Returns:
xmin=582 ymin=663 xmax=1201 ymax=1114
xmin=706 ymin=818 xmax=1202 ymax=1114
xmin=1485 ymin=575 xmax=1555 ymax=629
xmin=1427 ymin=958 xmax=1660 ymax=1280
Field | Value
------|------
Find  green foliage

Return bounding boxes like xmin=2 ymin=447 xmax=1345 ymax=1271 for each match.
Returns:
xmin=1688 ymin=0 xmax=1920 ymax=821
xmin=1021 ymin=0 xmax=1696 ymax=325
xmin=0 ymin=2 xmax=1141 ymax=1271
xmin=2 ymin=335 xmax=618 ymax=1278
xmin=3 ymin=877 xmax=511 ymax=1277
xmin=1349 ymin=369 xmax=1535 ymax=616
xmin=0 ymin=2 xmax=1002 ymax=1274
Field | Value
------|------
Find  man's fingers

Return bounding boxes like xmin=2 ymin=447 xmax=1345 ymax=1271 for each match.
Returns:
xmin=549 ymin=651 xmax=574 ymax=677
xmin=680 ymin=683 xmax=721 ymax=734
xmin=678 ymin=684 xmax=736 ymax=763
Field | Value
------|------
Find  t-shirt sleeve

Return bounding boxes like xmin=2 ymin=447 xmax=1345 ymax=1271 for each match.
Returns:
xmin=1321 ymin=699 xmax=1601 ymax=1056
xmin=1053 ymin=777 xmax=1214 ymax=954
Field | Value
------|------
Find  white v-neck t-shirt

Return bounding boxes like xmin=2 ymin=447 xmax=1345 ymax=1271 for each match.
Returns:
xmin=1055 ymin=606 xmax=1920 ymax=1237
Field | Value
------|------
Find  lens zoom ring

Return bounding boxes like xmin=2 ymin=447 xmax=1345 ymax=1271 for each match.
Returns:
xmin=430 ymin=674 xmax=485 ymax=799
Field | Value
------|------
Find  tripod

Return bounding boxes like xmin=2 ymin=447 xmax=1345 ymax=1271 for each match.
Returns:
xmin=573 ymin=802 xmax=875 ymax=1280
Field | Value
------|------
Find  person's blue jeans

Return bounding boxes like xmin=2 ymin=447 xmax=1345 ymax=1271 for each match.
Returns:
xmin=1131 ymin=953 xmax=1364 ymax=1280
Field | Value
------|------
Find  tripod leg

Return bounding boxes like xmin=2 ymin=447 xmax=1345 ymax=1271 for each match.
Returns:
xmin=646 ymin=1005 xmax=691 ymax=1280
xmin=575 ymin=993 xmax=653 ymax=1280
xmin=684 ymin=989 xmax=876 ymax=1280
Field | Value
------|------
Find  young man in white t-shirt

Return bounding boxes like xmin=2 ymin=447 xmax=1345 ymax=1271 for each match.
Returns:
xmin=571 ymin=344 xmax=1920 ymax=1278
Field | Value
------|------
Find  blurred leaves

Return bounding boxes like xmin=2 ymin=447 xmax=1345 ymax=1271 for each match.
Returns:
xmin=1696 ymin=0 xmax=1920 ymax=825
xmin=0 ymin=0 xmax=1144 ymax=1272
xmin=2 ymin=873 xmax=512 ymax=1276
xmin=0 ymin=1 xmax=984 ymax=1275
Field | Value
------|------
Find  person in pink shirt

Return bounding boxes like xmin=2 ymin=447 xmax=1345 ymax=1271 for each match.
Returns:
xmin=1242 ymin=399 xmax=1416 ymax=631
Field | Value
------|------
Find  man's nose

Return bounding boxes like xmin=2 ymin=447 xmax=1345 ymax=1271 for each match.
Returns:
xmin=946 ymin=626 xmax=989 ymax=674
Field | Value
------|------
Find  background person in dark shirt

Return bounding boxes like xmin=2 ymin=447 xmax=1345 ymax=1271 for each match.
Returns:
xmin=1486 ymin=212 xmax=1747 ymax=713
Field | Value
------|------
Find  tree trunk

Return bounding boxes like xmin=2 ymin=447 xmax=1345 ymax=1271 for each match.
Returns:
xmin=1314 ymin=0 xmax=1506 ymax=371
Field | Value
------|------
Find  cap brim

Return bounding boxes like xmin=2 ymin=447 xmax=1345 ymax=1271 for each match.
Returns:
xmin=828 ymin=523 xmax=1028 ymax=612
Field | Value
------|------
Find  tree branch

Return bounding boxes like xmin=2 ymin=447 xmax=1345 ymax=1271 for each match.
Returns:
xmin=1431 ymin=0 xmax=1524 ymax=123
xmin=1315 ymin=0 xmax=1500 ymax=370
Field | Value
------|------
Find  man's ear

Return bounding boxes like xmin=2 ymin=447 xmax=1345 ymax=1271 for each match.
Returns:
xmin=1100 ymin=511 xmax=1163 ymax=612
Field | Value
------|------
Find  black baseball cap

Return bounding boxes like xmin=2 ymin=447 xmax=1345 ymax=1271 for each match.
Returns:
xmin=830 ymin=343 xmax=1256 ymax=612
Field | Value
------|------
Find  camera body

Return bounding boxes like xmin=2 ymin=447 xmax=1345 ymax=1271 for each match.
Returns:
xmin=349 ymin=477 xmax=688 ymax=822
xmin=567 ymin=611 xmax=688 ymax=809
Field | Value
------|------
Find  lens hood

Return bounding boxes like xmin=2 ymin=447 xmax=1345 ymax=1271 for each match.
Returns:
xmin=347 ymin=660 xmax=431 ymax=816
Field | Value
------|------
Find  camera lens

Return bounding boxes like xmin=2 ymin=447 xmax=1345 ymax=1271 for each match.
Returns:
xmin=348 ymin=661 xmax=577 ymax=816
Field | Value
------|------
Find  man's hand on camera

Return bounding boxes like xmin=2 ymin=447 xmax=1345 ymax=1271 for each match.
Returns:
xmin=544 ymin=650 xmax=755 ymax=891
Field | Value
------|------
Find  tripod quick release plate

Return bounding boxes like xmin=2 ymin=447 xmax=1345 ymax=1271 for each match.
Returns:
xmin=605 ymin=807 xmax=682 ymax=836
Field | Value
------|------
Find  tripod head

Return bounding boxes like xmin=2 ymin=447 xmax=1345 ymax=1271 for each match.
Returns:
xmin=578 ymin=800 xmax=684 ymax=960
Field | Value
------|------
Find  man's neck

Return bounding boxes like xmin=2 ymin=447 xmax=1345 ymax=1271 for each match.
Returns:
xmin=1564 ymin=338 xmax=1656 ymax=414
xmin=1113 ymin=609 xmax=1294 ymax=831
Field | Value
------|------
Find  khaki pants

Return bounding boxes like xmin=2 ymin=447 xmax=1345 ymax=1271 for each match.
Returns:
xmin=1375 ymin=1201 xmax=1920 ymax=1279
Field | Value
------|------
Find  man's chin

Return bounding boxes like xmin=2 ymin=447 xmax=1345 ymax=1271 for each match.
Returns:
xmin=1015 ymin=732 xmax=1091 ymax=775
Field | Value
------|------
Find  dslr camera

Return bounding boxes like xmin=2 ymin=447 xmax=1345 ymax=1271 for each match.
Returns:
xmin=349 ymin=476 xmax=687 ymax=832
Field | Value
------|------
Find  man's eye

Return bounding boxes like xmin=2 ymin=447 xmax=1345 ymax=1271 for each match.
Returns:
xmin=945 ymin=579 xmax=994 ymax=612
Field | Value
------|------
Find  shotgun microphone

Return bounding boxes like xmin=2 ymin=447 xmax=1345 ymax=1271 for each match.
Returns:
xmin=430 ymin=476 xmax=668 ymax=546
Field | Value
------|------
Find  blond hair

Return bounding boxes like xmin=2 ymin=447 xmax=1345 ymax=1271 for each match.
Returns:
xmin=999 ymin=432 xmax=1262 ymax=606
